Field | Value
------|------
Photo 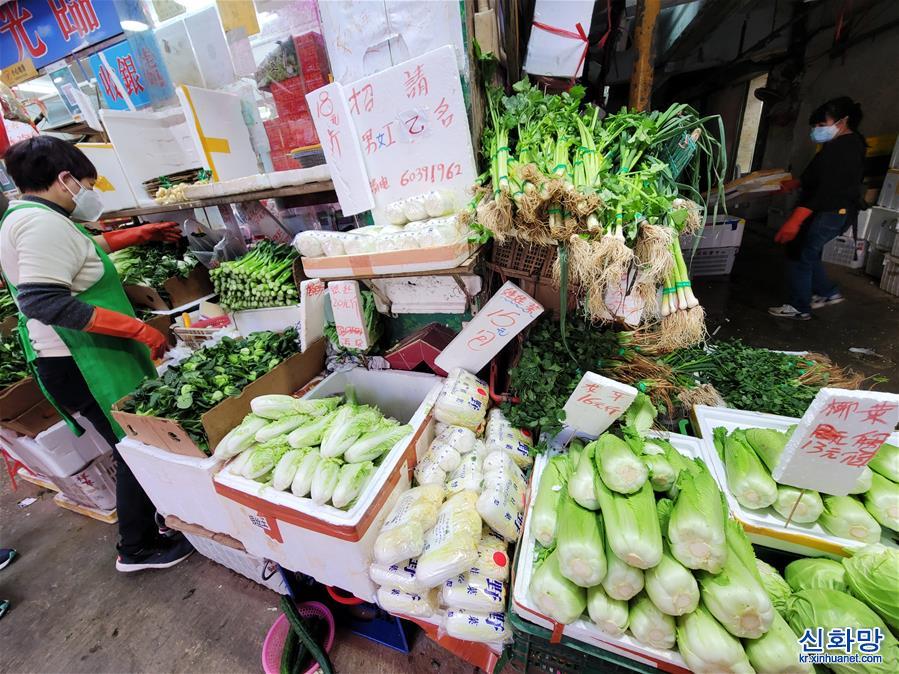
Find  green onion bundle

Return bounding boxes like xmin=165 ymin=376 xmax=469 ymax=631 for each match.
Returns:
xmin=210 ymin=241 xmax=299 ymax=311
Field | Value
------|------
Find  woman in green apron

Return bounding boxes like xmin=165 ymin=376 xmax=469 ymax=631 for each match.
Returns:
xmin=1 ymin=136 xmax=193 ymax=571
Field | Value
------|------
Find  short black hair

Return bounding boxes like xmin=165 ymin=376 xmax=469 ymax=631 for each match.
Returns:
xmin=3 ymin=136 xmax=97 ymax=193
xmin=809 ymin=96 xmax=863 ymax=131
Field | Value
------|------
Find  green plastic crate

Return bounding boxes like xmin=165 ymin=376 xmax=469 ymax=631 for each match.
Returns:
xmin=500 ymin=607 xmax=657 ymax=674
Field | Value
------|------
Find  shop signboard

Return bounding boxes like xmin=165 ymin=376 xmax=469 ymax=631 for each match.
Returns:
xmin=0 ymin=0 xmax=123 ymax=71
xmin=773 ymin=388 xmax=899 ymax=495
xmin=88 ymin=40 xmax=152 ymax=110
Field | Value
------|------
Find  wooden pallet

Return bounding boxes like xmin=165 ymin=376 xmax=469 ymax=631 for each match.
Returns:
xmin=53 ymin=493 xmax=118 ymax=524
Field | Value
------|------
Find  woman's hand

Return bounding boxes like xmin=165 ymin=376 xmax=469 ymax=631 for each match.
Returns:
xmin=102 ymin=222 xmax=182 ymax=251
xmin=774 ymin=207 xmax=813 ymax=244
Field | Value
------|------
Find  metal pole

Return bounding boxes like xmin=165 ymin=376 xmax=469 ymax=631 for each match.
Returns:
xmin=628 ymin=0 xmax=661 ymax=111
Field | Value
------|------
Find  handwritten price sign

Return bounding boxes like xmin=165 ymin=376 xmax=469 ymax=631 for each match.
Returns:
xmin=435 ymin=282 xmax=543 ymax=374
xmin=327 ymin=281 xmax=370 ymax=351
xmin=773 ymin=388 xmax=899 ymax=495
xmin=299 ymin=279 xmax=326 ymax=352
xmin=562 ymin=373 xmax=638 ymax=438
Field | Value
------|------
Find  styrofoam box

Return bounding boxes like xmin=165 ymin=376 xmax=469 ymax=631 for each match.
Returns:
xmin=182 ymin=532 xmax=289 ymax=595
xmin=268 ymin=165 xmax=330 ymax=189
xmin=679 ymin=214 xmax=745 ymax=250
xmin=117 ymin=438 xmax=233 ymax=537
xmin=878 ymin=169 xmax=899 ymax=210
xmin=48 ymin=452 xmax=117 ymax=510
xmin=5 ymin=415 xmax=108 ymax=478
xmin=822 ymin=236 xmax=866 ymax=269
xmin=213 ymin=369 xmax=443 ymax=602
xmin=862 ymin=206 xmax=898 ymax=250
xmin=231 ymin=305 xmax=302 ymax=337
xmin=692 ymin=405 xmax=899 ymax=558
xmin=511 ymin=432 xmax=704 ymax=674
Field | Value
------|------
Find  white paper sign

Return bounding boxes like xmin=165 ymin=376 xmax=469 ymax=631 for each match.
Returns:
xmin=562 ymin=373 xmax=639 ymax=437
xmin=773 ymin=388 xmax=899 ymax=495
xmin=524 ymin=0 xmax=594 ymax=78
xmin=344 ymin=46 xmax=477 ymax=225
xmin=435 ymin=282 xmax=543 ymax=374
xmin=328 ymin=281 xmax=370 ymax=351
xmin=306 ymin=82 xmax=374 ymax=216
xmin=300 ymin=279 xmax=326 ymax=352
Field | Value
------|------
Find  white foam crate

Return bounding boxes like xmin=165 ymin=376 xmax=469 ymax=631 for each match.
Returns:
xmin=4 ymin=416 xmax=108 ymax=478
xmin=679 ymin=214 xmax=745 ymax=250
xmin=212 ymin=368 xmax=442 ymax=602
xmin=863 ymin=206 xmax=899 ymax=250
xmin=48 ymin=452 xmax=117 ymax=510
xmin=685 ymin=246 xmax=738 ymax=276
xmin=117 ymin=438 xmax=234 ymax=537
xmin=511 ymin=432 xmax=704 ymax=674
xmin=692 ymin=405 xmax=899 ymax=558
xmin=822 ymin=235 xmax=866 ymax=269
xmin=882 ymin=255 xmax=899 ymax=297
xmin=182 ymin=532 xmax=289 ymax=595
xmin=231 ymin=304 xmax=302 ymax=337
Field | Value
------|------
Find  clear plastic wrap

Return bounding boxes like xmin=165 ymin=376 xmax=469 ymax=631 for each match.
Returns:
xmin=476 ymin=478 xmax=523 ymax=542
xmin=485 ymin=409 xmax=533 ymax=468
xmin=414 ymin=495 xmax=482 ymax=588
xmin=414 ymin=452 xmax=448 ymax=486
xmin=293 ymin=230 xmax=323 ymax=257
xmin=369 ymin=559 xmax=424 ymax=594
xmin=444 ymin=609 xmax=511 ymax=643
xmin=376 ymin=586 xmax=439 ymax=618
xmin=384 ymin=201 xmax=408 ymax=226
xmin=423 ymin=189 xmax=456 ymax=217
xmin=441 ymin=572 xmax=507 ymax=613
xmin=402 ymin=194 xmax=428 ymax=221
xmin=436 ymin=426 xmax=476 ymax=455
xmin=372 ymin=485 xmax=444 ymax=566
xmin=433 ymin=370 xmax=489 ymax=430
xmin=446 ymin=452 xmax=483 ymax=495
xmin=426 ymin=439 xmax=462 ymax=472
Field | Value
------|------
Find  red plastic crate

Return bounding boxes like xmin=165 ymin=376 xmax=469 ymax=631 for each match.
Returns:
xmin=270 ymin=76 xmax=308 ymax=120
xmin=294 ymin=31 xmax=329 ymax=93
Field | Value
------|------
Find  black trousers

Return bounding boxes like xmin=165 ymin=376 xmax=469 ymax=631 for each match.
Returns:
xmin=35 ymin=356 xmax=158 ymax=554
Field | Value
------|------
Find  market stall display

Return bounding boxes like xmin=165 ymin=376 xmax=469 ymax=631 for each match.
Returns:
xmin=210 ymin=241 xmax=300 ymax=311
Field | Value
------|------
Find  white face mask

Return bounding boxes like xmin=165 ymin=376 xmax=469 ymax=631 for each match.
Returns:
xmin=60 ymin=175 xmax=104 ymax=221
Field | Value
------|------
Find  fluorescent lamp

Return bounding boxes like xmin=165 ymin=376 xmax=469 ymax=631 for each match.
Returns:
xmin=120 ymin=19 xmax=149 ymax=32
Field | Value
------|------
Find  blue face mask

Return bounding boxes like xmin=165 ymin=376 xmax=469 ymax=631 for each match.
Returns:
xmin=810 ymin=124 xmax=839 ymax=143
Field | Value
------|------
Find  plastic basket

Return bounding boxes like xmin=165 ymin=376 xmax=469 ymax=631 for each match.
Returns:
xmin=491 ymin=239 xmax=556 ymax=277
xmin=173 ymin=326 xmax=219 ymax=349
xmin=506 ymin=608 xmax=652 ymax=674
xmin=822 ymin=236 xmax=866 ymax=269
xmin=685 ymin=246 xmax=739 ymax=276
xmin=261 ymin=602 xmax=336 ymax=674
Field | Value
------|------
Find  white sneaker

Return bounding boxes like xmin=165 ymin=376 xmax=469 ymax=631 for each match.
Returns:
xmin=810 ymin=293 xmax=845 ymax=309
xmin=768 ymin=304 xmax=811 ymax=320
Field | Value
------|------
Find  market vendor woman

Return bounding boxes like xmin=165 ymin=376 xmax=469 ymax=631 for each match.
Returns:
xmin=769 ymin=96 xmax=866 ymax=320
xmin=0 ymin=137 xmax=193 ymax=571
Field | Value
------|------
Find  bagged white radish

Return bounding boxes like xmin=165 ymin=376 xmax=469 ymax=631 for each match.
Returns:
xmin=446 ymin=452 xmax=483 ymax=495
xmin=436 ymin=426 xmax=476 ymax=455
xmin=423 ymin=189 xmax=455 ymax=217
xmin=293 ymin=230 xmax=324 ymax=257
xmin=402 ymin=194 xmax=428 ymax=221
xmin=441 ymin=573 xmax=506 ymax=613
xmin=290 ymin=450 xmax=321 ymax=497
xmin=445 ymin=609 xmax=510 ymax=643
xmin=369 ymin=559 xmax=424 ymax=594
xmin=384 ymin=201 xmax=408 ymax=226
xmin=476 ymin=479 xmax=523 ymax=542
xmin=376 ymin=586 xmax=438 ymax=618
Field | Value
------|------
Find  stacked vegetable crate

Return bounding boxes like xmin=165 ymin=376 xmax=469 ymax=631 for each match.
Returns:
xmin=490 ymin=239 xmax=557 ymax=280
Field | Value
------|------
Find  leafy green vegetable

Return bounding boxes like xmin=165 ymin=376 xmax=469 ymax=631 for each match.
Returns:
xmin=593 ymin=433 xmax=647 ymax=495
xmin=843 ymin=544 xmax=899 ymax=633
xmin=122 ymin=329 xmax=299 ymax=452
xmin=755 ymin=559 xmax=792 ymax=616
xmin=209 ymin=240 xmax=299 ymax=310
xmin=529 ymin=547 xmax=587 ymax=625
xmin=287 ymin=411 xmax=339 ymax=448
xmin=818 ymin=495 xmax=882 ymax=543
xmin=110 ymin=242 xmax=198 ymax=302
xmin=555 ymin=489 xmax=606 ymax=588
xmin=716 ymin=428 xmax=777 ymax=510
xmin=629 ymin=592 xmax=676 ymax=650
xmin=273 ymin=449 xmax=307 ymax=490
xmin=331 ymin=461 xmax=374 ymax=508
xmin=593 ymin=474 xmax=662 ymax=569
xmin=862 ymin=471 xmax=899 ymax=533
xmin=532 ymin=455 xmax=570 ymax=547
xmin=869 ymin=442 xmax=899 ymax=482
xmin=667 ymin=459 xmax=727 ymax=573
xmin=343 ymin=422 xmax=411 ymax=463
xmin=243 ymin=441 xmax=290 ymax=479
xmin=311 ymin=457 xmax=342 ymax=505
xmin=586 ymin=584 xmax=628 ymax=637
xmin=569 ymin=441 xmax=599 ymax=509
xmin=676 ymin=602 xmax=755 ymax=674
xmin=319 ymin=405 xmax=383 ymax=459
xmin=743 ymin=611 xmax=813 ymax=674
xmin=784 ymin=558 xmax=847 ymax=594
xmin=0 ymin=333 xmax=27 ymax=389
xmin=772 ymin=486 xmax=823 ymax=524
xmin=601 ymin=533 xmax=644 ymax=601
xmin=645 ymin=499 xmax=699 ymax=616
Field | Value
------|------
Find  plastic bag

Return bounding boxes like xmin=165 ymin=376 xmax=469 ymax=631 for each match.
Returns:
xmin=414 ymin=452 xmax=447 ymax=486
xmin=369 ymin=559 xmax=424 ymax=594
xmin=383 ymin=201 xmax=408 ymax=226
xmin=442 ymin=572 xmax=507 ymax=613
xmin=444 ymin=609 xmax=511 ymax=643
xmin=376 ymin=586 xmax=438 ymax=618
xmin=446 ymin=452 xmax=483 ymax=495
xmin=482 ymin=452 xmax=527 ymax=502
xmin=485 ymin=409 xmax=533 ymax=468
xmin=426 ymin=439 xmax=462 ymax=472
xmin=436 ymin=426 xmax=476 ymax=455
xmin=414 ymin=495 xmax=481 ymax=588
xmin=402 ymin=195 xmax=428 ymax=221
xmin=373 ymin=485 xmax=444 ymax=565
xmin=476 ymin=478 xmax=523 ymax=542
xmin=434 ymin=371 xmax=489 ymax=430
xmin=470 ymin=534 xmax=511 ymax=582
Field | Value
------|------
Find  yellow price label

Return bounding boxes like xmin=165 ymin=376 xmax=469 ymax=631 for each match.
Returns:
xmin=1 ymin=58 xmax=38 ymax=87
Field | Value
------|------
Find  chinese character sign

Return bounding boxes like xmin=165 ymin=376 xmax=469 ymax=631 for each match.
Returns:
xmin=88 ymin=41 xmax=151 ymax=110
xmin=562 ymin=373 xmax=639 ymax=437
xmin=0 ymin=0 xmax=122 ymax=71
xmin=435 ymin=282 xmax=543 ymax=374
xmin=299 ymin=279 xmax=326 ymax=353
xmin=343 ymin=45 xmax=476 ymax=225
xmin=773 ymin=388 xmax=899 ymax=495
xmin=328 ymin=281 xmax=370 ymax=351
xmin=305 ymin=82 xmax=374 ymax=217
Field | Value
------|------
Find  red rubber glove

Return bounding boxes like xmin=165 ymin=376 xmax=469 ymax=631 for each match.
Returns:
xmin=774 ymin=207 xmax=813 ymax=244
xmin=85 ymin=307 xmax=167 ymax=359
xmin=103 ymin=222 xmax=182 ymax=252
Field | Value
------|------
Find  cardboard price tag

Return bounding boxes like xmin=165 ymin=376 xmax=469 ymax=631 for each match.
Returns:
xmin=299 ymin=279 xmax=326 ymax=353
xmin=328 ymin=280 xmax=370 ymax=351
xmin=434 ymin=281 xmax=543 ymax=374
xmin=562 ymin=373 xmax=638 ymax=437
xmin=773 ymin=388 xmax=899 ymax=496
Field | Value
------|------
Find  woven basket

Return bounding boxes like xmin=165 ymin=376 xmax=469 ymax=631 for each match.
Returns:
xmin=492 ymin=239 xmax=558 ymax=278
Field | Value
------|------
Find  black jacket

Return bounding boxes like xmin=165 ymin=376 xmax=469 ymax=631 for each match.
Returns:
xmin=799 ymin=132 xmax=866 ymax=212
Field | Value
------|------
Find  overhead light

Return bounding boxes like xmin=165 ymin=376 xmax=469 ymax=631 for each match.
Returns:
xmin=120 ymin=19 xmax=149 ymax=32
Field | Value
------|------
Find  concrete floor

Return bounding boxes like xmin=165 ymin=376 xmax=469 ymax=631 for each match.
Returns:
xmin=2 ymin=225 xmax=896 ymax=674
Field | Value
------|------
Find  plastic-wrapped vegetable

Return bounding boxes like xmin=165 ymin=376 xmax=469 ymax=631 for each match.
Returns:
xmin=594 ymin=433 xmax=647 ymax=495
xmin=555 ymin=490 xmax=606 ymax=588
xmin=414 ymin=452 xmax=447 ymax=486
xmin=446 ymin=452 xmax=483 ymax=495
xmin=530 ymin=548 xmax=587 ymax=625
xmin=383 ymin=201 xmax=408 ymax=226
xmin=818 ymin=495 xmax=882 ymax=543
xmin=445 ymin=609 xmax=510 ymax=643
xmin=586 ymin=585 xmax=628 ymax=637
xmin=470 ymin=532 xmax=510 ymax=582
xmin=667 ymin=459 xmax=727 ymax=573
xmin=629 ymin=593 xmax=676 ymax=650
xmin=743 ymin=611 xmax=814 ymax=674
xmin=402 ymin=195 xmax=427 ymax=221
xmin=376 ymin=586 xmax=438 ymax=618
xmin=842 ymin=544 xmax=899 ymax=632
xmin=756 ymin=559 xmax=792 ymax=616
xmin=441 ymin=572 xmax=506 ymax=613
xmin=436 ymin=425 xmax=476 ymax=455
xmin=331 ymin=461 xmax=374 ymax=508
xmin=319 ymin=232 xmax=346 ymax=257
xmin=423 ymin=189 xmax=455 ymax=217
xmin=426 ymin=439 xmax=462 ymax=472
xmin=676 ymin=603 xmax=755 ymax=674
xmin=482 ymin=451 xmax=527 ymax=498
xmin=290 ymin=450 xmax=321 ymax=497
xmin=476 ymin=479 xmax=522 ymax=542
xmin=311 ymin=457 xmax=342 ymax=505
xmin=485 ymin=408 xmax=533 ymax=469
xmin=772 ymin=486 xmax=824 ymax=524
xmin=272 ymin=449 xmax=306 ymax=491
xmin=433 ymin=370 xmax=488 ymax=430
xmin=213 ymin=414 xmax=269 ymax=459
xmin=784 ymin=558 xmax=848 ymax=593
xmin=531 ymin=455 xmax=570 ymax=548
xmin=569 ymin=442 xmax=599 ymax=509
xmin=293 ymin=230 xmax=324 ymax=258
xmin=414 ymin=498 xmax=481 ymax=588
xmin=369 ymin=559 xmax=424 ymax=594
xmin=372 ymin=485 xmax=444 ymax=566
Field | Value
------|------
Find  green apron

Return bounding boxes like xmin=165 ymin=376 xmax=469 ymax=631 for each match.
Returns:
xmin=1 ymin=202 xmax=156 ymax=439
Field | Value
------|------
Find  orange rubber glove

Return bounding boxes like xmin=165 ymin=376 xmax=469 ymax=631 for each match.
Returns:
xmin=778 ymin=178 xmax=801 ymax=193
xmin=103 ymin=222 xmax=182 ymax=252
xmin=774 ymin=207 xmax=813 ymax=244
xmin=85 ymin=307 xmax=167 ymax=359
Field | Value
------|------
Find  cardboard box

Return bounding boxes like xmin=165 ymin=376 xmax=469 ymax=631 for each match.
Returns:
xmin=145 ymin=314 xmax=175 ymax=346
xmin=0 ymin=377 xmax=62 ymax=437
xmin=111 ymin=338 xmax=326 ymax=458
xmin=0 ymin=314 xmax=17 ymax=335
xmin=124 ymin=265 xmax=214 ymax=311
xmin=301 ymin=242 xmax=474 ymax=279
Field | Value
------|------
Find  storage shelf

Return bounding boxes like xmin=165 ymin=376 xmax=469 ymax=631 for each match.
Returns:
xmin=317 ymin=250 xmax=482 ymax=282
xmin=101 ymin=181 xmax=337 ymax=220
